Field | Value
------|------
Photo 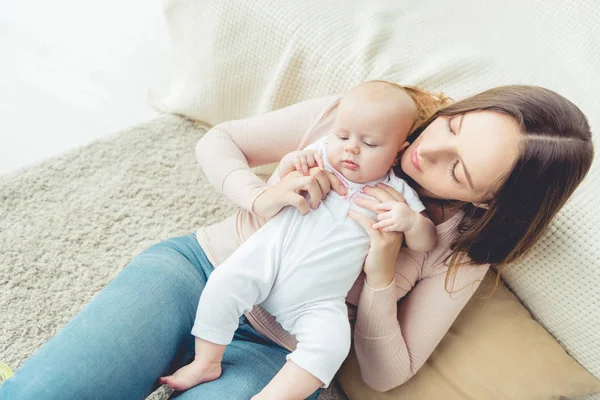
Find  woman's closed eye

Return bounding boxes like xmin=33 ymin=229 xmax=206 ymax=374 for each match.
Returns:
xmin=448 ymin=159 xmax=460 ymax=183
xmin=446 ymin=117 xmax=461 ymax=183
xmin=446 ymin=117 xmax=455 ymax=134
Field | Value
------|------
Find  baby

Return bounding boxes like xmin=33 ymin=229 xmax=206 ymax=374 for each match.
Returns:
xmin=160 ymin=81 xmax=437 ymax=398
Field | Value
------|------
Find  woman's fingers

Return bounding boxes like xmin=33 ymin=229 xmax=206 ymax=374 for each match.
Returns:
xmin=373 ymin=183 xmax=406 ymax=203
xmin=309 ymin=169 xmax=332 ymax=200
xmin=348 ymin=211 xmax=378 ymax=238
xmin=372 ymin=218 xmax=395 ymax=230
xmin=290 ymin=175 xmax=321 ymax=209
xmin=285 ymin=192 xmax=310 ymax=214
xmin=278 ymin=171 xmax=314 ymax=212
xmin=284 ymin=166 xmax=349 ymax=212
xmin=376 ymin=211 xmax=393 ymax=221
xmin=361 ymin=185 xmax=395 ymax=203
xmin=375 ymin=201 xmax=396 ymax=212
xmin=284 ymin=168 xmax=340 ymax=211
xmin=350 ymin=210 xmax=404 ymax=249
xmin=307 ymin=167 xmax=346 ymax=197
xmin=353 ymin=197 xmax=382 ymax=214
xmin=325 ymin=171 xmax=347 ymax=196
xmin=362 ymin=184 xmax=407 ymax=205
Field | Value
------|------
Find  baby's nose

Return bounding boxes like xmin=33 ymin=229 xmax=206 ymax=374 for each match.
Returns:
xmin=345 ymin=143 xmax=360 ymax=154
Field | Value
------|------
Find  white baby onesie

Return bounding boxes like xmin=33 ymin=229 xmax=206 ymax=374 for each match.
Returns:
xmin=193 ymin=136 xmax=425 ymax=386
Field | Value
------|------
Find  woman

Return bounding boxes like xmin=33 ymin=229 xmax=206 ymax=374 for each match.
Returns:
xmin=0 ymin=85 xmax=593 ymax=400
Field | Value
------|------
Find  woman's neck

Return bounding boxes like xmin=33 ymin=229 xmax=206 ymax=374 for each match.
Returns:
xmin=421 ymin=198 xmax=463 ymax=226
xmin=398 ymin=170 xmax=464 ymax=225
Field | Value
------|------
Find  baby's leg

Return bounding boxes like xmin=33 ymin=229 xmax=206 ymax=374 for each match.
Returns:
xmin=161 ymin=216 xmax=286 ymax=391
xmin=255 ymin=300 xmax=351 ymax=399
xmin=192 ymin=219 xmax=284 ymax=343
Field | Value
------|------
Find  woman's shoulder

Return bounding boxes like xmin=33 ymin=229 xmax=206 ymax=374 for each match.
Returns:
xmin=285 ymin=94 xmax=342 ymax=151
xmin=305 ymin=94 xmax=342 ymax=130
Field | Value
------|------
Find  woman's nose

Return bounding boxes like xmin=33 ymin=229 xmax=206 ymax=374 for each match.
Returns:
xmin=418 ymin=140 xmax=452 ymax=164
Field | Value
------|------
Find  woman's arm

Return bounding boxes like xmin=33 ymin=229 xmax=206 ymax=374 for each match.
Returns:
xmin=369 ymin=182 xmax=436 ymax=253
xmin=349 ymin=185 xmax=489 ymax=391
xmin=353 ymin=260 xmax=488 ymax=391
xmin=196 ymin=95 xmax=340 ymax=212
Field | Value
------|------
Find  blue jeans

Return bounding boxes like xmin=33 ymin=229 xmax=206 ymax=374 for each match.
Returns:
xmin=0 ymin=234 xmax=320 ymax=400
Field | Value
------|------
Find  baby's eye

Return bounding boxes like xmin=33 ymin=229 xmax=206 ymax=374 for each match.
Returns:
xmin=364 ymin=142 xmax=377 ymax=147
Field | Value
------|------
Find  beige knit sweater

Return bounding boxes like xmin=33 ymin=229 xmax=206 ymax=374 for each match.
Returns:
xmin=195 ymin=95 xmax=489 ymax=391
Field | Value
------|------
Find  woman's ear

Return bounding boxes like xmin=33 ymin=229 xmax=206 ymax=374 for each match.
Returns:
xmin=472 ymin=202 xmax=490 ymax=210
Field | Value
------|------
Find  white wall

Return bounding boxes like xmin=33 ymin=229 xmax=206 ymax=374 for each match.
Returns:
xmin=0 ymin=0 xmax=171 ymax=174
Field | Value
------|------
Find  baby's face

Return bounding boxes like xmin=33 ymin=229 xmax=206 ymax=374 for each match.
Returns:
xmin=327 ymin=86 xmax=415 ymax=183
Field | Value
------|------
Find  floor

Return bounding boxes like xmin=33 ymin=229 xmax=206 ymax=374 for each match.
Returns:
xmin=0 ymin=0 xmax=171 ymax=174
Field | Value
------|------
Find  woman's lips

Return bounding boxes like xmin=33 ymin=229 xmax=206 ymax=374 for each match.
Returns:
xmin=342 ymin=160 xmax=359 ymax=170
xmin=411 ymin=148 xmax=422 ymax=172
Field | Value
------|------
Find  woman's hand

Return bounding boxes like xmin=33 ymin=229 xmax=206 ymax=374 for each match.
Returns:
xmin=349 ymin=183 xmax=407 ymax=288
xmin=253 ymin=167 xmax=347 ymax=218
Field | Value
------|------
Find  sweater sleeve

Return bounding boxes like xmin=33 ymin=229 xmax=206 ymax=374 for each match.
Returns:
xmin=195 ymin=96 xmax=340 ymax=212
xmin=352 ymin=258 xmax=489 ymax=392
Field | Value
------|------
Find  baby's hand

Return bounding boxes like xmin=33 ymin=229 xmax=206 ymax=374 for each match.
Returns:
xmin=372 ymin=201 xmax=417 ymax=232
xmin=280 ymin=149 xmax=325 ymax=176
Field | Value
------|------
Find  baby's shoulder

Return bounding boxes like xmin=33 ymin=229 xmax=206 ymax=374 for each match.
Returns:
xmin=386 ymin=172 xmax=414 ymax=193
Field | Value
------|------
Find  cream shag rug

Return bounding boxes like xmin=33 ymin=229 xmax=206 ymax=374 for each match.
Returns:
xmin=0 ymin=115 xmax=346 ymax=400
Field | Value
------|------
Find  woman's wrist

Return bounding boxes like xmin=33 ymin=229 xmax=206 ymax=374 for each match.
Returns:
xmin=277 ymin=156 xmax=293 ymax=179
xmin=365 ymin=270 xmax=395 ymax=289
xmin=252 ymin=186 xmax=282 ymax=218
xmin=363 ymin=240 xmax=400 ymax=289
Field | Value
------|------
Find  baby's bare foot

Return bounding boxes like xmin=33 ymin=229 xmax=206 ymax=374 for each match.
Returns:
xmin=159 ymin=359 xmax=222 ymax=391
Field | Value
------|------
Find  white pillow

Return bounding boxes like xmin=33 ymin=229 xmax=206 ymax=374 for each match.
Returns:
xmin=162 ymin=0 xmax=600 ymax=385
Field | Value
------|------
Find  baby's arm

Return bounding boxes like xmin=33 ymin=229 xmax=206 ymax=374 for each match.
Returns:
xmin=372 ymin=181 xmax=436 ymax=253
xmin=403 ymin=212 xmax=436 ymax=253
xmin=373 ymin=202 xmax=435 ymax=252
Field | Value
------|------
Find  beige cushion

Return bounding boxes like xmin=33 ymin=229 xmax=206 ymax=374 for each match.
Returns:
xmin=337 ymin=271 xmax=600 ymax=400
xmin=162 ymin=0 xmax=600 ymax=386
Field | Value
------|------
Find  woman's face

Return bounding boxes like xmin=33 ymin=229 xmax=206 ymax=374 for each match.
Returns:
xmin=400 ymin=111 xmax=522 ymax=205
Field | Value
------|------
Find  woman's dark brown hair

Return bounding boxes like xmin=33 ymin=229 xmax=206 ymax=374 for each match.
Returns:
xmin=408 ymin=85 xmax=594 ymax=290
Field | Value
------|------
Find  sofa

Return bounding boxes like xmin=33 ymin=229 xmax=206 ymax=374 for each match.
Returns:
xmin=159 ymin=0 xmax=600 ymax=398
